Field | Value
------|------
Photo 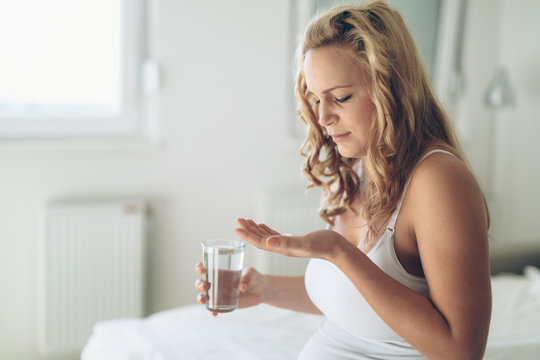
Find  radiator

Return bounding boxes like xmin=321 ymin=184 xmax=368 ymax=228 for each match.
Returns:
xmin=38 ymin=199 xmax=147 ymax=355
xmin=253 ymin=186 xmax=325 ymax=276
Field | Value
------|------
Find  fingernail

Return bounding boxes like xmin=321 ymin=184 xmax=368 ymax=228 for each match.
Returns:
xmin=267 ymin=237 xmax=279 ymax=246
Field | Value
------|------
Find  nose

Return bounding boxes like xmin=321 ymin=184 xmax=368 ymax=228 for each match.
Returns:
xmin=318 ymin=101 xmax=336 ymax=127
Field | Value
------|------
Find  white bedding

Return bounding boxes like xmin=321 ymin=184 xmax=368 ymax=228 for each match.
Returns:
xmin=82 ymin=267 xmax=540 ymax=360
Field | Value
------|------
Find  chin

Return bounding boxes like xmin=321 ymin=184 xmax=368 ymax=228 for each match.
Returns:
xmin=336 ymin=145 xmax=362 ymax=159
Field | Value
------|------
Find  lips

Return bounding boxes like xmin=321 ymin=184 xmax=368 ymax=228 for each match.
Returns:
xmin=330 ymin=132 xmax=351 ymax=143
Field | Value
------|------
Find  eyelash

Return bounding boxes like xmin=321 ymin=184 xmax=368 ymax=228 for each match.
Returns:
xmin=315 ymin=95 xmax=352 ymax=105
xmin=335 ymin=95 xmax=352 ymax=103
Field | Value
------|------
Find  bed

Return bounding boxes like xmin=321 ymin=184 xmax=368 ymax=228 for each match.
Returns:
xmin=81 ymin=265 xmax=540 ymax=360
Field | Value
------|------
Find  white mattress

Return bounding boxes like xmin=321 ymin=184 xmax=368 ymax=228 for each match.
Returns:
xmin=82 ymin=267 xmax=540 ymax=360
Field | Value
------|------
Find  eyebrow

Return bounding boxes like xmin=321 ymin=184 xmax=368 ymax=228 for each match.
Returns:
xmin=307 ymin=85 xmax=354 ymax=96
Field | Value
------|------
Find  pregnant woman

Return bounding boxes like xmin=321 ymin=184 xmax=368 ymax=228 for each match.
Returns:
xmin=196 ymin=1 xmax=491 ymax=358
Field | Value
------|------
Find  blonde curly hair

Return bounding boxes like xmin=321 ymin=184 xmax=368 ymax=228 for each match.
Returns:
xmin=296 ymin=1 xmax=466 ymax=242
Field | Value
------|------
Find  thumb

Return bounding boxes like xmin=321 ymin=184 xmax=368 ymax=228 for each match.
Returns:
xmin=239 ymin=267 xmax=257 ymax=292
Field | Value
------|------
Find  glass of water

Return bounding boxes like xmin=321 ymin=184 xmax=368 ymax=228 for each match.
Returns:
xmin=201 ymin=239 xmax=245 ymax=313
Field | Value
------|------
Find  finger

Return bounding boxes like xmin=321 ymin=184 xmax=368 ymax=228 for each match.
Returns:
xmin=238 ymin=218 xmax=266 ymax=238
xmin=239 ymin=267 xmax=254 ymax=292
xmin=238 ymin=218 xmax=261 ymax=234
xmin=194 ymin=262 xmax=206 ymax=275
xmin=196 ymin=293 xmax=207 ymax=305
xmin=234 ymin=227 xmax=267 ymax=249
xmin=266 ymin=235 xmax=305 ymax=257
xmin=194 ymin=278 xmax=209 ymax=292
xmin=235 ymin=217 xmax=253 ymax=229
xmin=268 ymin=234 xmax=305 ymax=247
xmin=246 ymin=218 xmax=259 ymax=227
xmin=258 ymin=223 xmax=280 ymax=236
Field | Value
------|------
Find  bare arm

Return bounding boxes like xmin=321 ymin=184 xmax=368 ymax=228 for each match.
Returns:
xmin=195 ymin=263 xmax=321 ymax=315
xmin=393 ymin=155 xmax=491 ymax=358
xmin=259 ymin=275 xmax=322 ymax=314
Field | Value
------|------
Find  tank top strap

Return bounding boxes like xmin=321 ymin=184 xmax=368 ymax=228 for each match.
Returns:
xmin=387 ymin=149 xmax=456 ymax=231
xmin=418 ymin=149 xmax=455 ymax=162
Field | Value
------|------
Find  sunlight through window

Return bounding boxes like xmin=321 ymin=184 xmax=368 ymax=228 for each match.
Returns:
xmin=0 ymin=0 xmax=152 ymax=138
xmin=0 ymin=0 xmax=121 ymax=117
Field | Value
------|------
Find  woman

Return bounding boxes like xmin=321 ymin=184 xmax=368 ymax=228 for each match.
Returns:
xmin=195 ymin=1 xmax=491 ymax=358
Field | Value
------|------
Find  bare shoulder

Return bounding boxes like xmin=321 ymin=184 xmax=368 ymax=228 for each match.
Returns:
xmin=407 ymin=151 xmax=487 ymax=221
xmin=405 ymin=150 xmax=490 ymax=281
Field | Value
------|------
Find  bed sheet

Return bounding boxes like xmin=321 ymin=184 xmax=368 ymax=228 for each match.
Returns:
xmin=81 ymin=303 xmax=323 ymax=360
xmin=484 ymin=266 xmax=540 ymax=359
xmin=82 ymin=267 xmax=540 ymax=360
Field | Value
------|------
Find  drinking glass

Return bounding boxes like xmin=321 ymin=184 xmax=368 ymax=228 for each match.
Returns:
xmin=201 ymin=239 xmax=245 ymax=313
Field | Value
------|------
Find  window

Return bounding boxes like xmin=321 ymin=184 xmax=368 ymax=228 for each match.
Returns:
xmin=0 ymin=0 xmax=157 ymax=138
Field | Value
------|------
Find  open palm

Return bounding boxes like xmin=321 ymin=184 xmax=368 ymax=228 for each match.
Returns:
xmin=234 ymin=218 xmax=342 ymax=261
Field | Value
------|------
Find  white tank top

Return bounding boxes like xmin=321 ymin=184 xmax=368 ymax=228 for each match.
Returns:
xmin=304 ymin=150 xmax=454 ymax=345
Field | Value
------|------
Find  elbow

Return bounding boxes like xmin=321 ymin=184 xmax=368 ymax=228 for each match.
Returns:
xmin=453 ymin=324 xmax=490 ymax=359
xmin=435 ymin=312 xmax=491 ymax=360
xmin=422 ymin=332 xmax=488 ymax=360
xmin=450 ymin=347 xmax=485 ymax=360
xmin=452 ymin=348 xmax=486 ymax=360
xmin=427 ymin=347 xmax=484 ymax=360
xmin=435 ymin=338 xmax=488 ymax=360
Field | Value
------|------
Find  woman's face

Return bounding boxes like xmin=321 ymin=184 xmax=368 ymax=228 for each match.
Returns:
xmin=303 ymin=44 xmax=376 ymax=159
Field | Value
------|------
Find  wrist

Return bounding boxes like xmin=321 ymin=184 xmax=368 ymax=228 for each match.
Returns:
xmin=260 ymin=274 xmax=274 ymax=304
xmin=328 ymin=233 xmax=352 ymax=264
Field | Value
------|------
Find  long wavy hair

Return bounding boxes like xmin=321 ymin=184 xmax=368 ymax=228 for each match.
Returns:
xmin=296 ymin=1 xmax=474 ymax=242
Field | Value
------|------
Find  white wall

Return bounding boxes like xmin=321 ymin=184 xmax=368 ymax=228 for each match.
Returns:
xmin=457 ymin=0 xmax=540 ymax=247
xmin=0 ymin=1 xmax=304 ymax=359
xmin=495 ymin=0 xmax=540 ymax=242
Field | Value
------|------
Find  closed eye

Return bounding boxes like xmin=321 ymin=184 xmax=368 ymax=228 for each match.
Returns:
xmin=335 ymin=95 xmax=352 ymax=104
xmin=313 ymin=95 xmax=351 ymax=106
